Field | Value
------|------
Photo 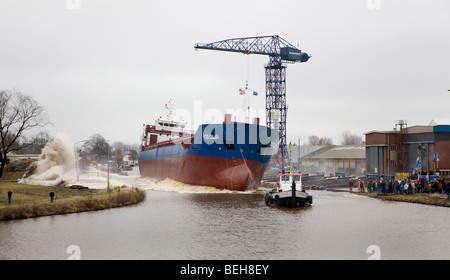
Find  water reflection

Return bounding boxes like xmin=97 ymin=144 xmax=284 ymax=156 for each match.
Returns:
xmin=1 ymin=190 xmax=450 ymax=260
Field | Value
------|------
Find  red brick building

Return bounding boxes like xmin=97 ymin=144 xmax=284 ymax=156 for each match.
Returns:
xmin=365 ymin=120 xmax=450 ymax=177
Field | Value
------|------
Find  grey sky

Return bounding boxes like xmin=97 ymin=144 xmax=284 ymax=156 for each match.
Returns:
xmin=1 ymin=0 xmax=449 ymax=146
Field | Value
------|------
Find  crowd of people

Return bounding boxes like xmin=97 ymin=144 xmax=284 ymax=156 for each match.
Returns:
xmin=349 ymin=177 xmax=450 ymax=198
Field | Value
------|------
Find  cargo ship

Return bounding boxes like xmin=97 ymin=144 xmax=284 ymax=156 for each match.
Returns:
xmin=138 ymin=103 xmax=277 ymax=191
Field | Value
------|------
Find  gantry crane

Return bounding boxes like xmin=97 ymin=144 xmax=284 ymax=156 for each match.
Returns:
xmin=194 ymin=35 xmax=310 ymax=169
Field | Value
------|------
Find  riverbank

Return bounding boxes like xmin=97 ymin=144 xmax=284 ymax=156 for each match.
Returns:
xmin=357 ymin=191 xmax=450 ymax=208
xmin=0 ymin=172 xmax=146 ymax=221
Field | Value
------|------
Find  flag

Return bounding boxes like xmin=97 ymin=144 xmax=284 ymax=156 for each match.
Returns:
xmin=239 ymin=88 xmax=245 ymax=95
xmin=416 ymin=154 xmax=421 ymax=166
xmin=253 ymin=91 xmax=258 ymax=96
xmin=433 ymin=153 xmax=440 ymax=162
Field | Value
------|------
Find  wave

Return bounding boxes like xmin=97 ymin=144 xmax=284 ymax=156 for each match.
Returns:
xmin=128 ymin=177 xmax=257 ymax=194
xmin=19 ymin=133 xmax=76 ymax=186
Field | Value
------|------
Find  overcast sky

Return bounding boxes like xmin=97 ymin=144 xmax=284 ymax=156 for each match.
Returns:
xmin=1 ymin=0 xmax=449 ymax=146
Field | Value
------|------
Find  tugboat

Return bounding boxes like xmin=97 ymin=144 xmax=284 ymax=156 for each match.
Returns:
xmin=265 ymin=172 xmax=313 ymax=208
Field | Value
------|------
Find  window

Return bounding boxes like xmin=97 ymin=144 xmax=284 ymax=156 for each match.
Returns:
xmin=390 ymin=145 xmax=397 ymax=151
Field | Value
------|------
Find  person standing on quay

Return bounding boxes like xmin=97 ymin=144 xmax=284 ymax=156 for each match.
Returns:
xmin=7 ymin=191 xmax=12 ymax=205
xmin=49 ymin=190 xmax=55 ymax=203
xmin=360 ymin=180 xmax=365 ymax=192
xmin=445 ymin=182 xmax=450 ymax=199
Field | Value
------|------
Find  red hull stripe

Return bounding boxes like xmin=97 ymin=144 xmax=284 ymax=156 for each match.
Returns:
xmin=139 ymin=155 xmax=268 ymax=191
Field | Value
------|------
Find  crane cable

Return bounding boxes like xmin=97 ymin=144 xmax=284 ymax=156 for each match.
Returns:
xmin=237 ymin=144 xmax=259 ymax=189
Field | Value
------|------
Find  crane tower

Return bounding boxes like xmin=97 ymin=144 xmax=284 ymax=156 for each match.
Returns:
xmin=194 ymin=35 xmax=310 ymax=169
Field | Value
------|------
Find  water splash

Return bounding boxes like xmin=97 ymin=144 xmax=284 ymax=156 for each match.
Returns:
xmin=136 ymin=177 xmax=253 ymax=194
xmin=19 ymin=133 xmax=76 ymax=186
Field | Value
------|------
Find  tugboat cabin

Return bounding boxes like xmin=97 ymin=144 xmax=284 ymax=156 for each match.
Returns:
xmin=278 ymin=173 xmax=302 ymax=192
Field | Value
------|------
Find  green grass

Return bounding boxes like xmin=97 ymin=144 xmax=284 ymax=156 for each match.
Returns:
xmin=0 ymin=172 xmax=146 ymax=220
xmin=358 ymin=192 xmax=450 ymax=208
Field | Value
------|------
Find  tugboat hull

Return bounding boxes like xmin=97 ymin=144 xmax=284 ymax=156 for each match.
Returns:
xmin=265 ymin=191 xmax=312 ymax=208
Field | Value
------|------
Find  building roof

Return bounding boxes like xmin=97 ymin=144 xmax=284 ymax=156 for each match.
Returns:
xmin=7 ymin=153 xmax=40 ymax=158
xmin=429 ymin=119 xmax=450 ymax=126
xmin=301 ymin=145 xmax=365 ymax=160
xmin=365 ymin=119 xmax=450 ymax=135
xmin=364 ymin=130 xmax=394 ymax=135
xmin=404 ymin=125 xmax=433 ymax=134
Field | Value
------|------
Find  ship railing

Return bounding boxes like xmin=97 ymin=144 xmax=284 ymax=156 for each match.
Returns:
xmin=142 ymin=135 xmax=194 ymax=151
xmin=142 ymin=140 xmax=174 ymax=151
xmin=146 ymin=125 xmax=194 ymax=138
xmin=173 ymin=136 xmax=194 ymax=149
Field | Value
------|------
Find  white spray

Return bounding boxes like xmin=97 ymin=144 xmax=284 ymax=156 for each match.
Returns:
xmin=19 ymin=133 xmax=76 ymax=186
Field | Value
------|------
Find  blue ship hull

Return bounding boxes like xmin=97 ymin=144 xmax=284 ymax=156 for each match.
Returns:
xmin=139 ymin=122 xmax=275 ymax=190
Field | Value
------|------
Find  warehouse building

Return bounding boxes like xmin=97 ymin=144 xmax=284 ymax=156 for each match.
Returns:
xmin=298 ymin=145 xmax=366 ymax=176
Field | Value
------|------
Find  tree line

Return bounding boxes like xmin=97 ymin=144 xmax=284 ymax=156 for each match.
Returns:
xmin=78 ymin=133 xmax=138 ymax=170
xmin=306 ymin=130 xmax=363 ymax=146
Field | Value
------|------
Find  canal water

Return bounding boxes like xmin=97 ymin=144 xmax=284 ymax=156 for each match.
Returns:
xmin=1 ymin=171 xmax=450 ymax=260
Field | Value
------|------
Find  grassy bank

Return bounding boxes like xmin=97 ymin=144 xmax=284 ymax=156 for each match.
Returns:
xmin=0 ymin=172 xmax=146 ymax=221
xmin=358 ymin=192 xmax=450 ymax=208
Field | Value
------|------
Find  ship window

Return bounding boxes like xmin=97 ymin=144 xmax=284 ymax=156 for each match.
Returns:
xmin=281 ymin=175 xmax=290 ymax=181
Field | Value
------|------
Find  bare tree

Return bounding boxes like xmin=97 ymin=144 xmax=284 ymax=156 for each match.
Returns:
xmin=341 ymin=130 xmax=363 ymax=145
xmin=114 ymin=148 xmax=124 ymax=169
xmin=128 ymin=149 xmax=138 ymax=164
xmin=0 ymin=89 xmax=50 ymax=178
xmin=307 ymin=135 xmax=320 ymax=145
xmin=307 ymin=135 xmax=334 ymax=146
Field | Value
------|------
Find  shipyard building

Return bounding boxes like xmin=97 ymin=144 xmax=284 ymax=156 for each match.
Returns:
xmin=298 ymin=145 xmax=366 ymax=176
xmin=365 ymin=120 xmax=450 ymax=177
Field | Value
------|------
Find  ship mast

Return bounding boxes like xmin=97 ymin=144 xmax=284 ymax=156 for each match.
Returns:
xmin=289 ymin=142 xmax=292 ymax=173
xmin=165 ymin=98 xmax=175 ymax=120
